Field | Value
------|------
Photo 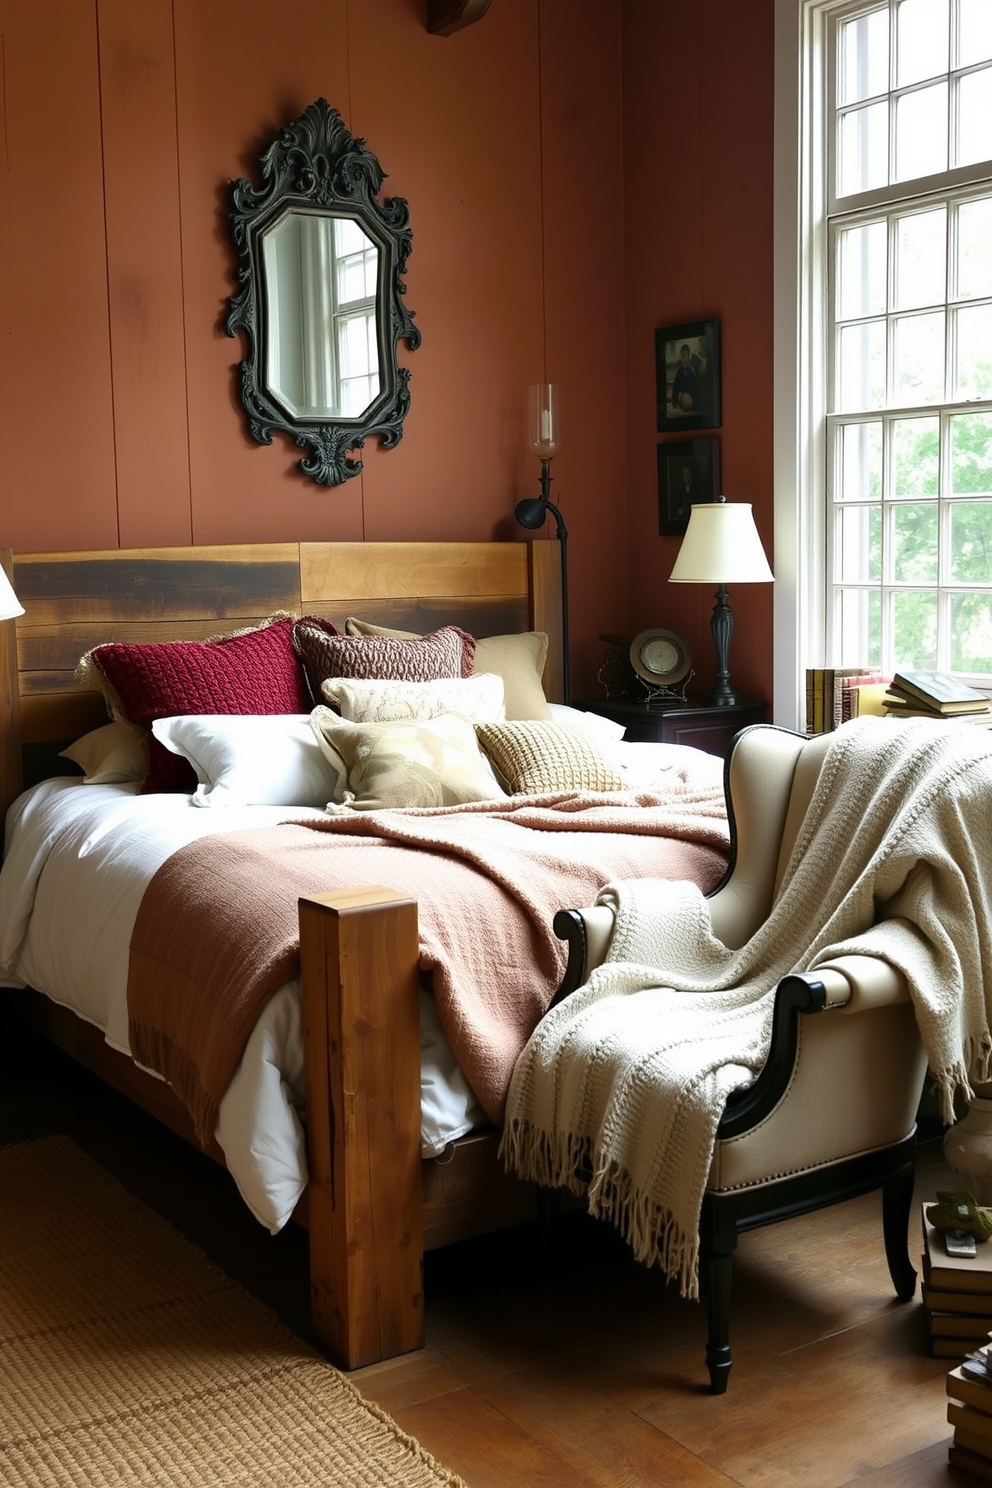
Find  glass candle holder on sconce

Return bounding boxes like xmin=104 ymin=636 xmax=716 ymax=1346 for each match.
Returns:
xmin=527 ymin=383 xmax=561 ymax=462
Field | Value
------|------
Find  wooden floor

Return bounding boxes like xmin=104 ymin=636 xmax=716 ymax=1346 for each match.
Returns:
xmin=0 ymin=1030 xmax=980 ymax=1488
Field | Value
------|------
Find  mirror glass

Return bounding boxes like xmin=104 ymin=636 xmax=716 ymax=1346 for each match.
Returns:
xmin=226 ymin=100 xmax=420 ymax=487
xmin=263 ymin=210 xmax=380 ymax=420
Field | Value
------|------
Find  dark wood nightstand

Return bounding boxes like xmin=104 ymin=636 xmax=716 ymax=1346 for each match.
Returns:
xmin=572 ymin=697 xmax=768 ymax=758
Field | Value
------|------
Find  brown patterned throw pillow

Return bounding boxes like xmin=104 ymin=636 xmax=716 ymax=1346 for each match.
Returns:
xmin=292 ymin=618 xmax=475 ymax=702
xmin=344 ymin=617 xmax=552 ymax=721
xmin=475 ymin=720 xmax=626 ymax=795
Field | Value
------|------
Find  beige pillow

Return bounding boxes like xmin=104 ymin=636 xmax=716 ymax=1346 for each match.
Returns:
xmin=309 ymin=706 xmax=505 ymax=811
xmin=59 ymin=722 xmax=148 ymax=784
xmin=344 ymin=618 xmax=552 ymax=721
xmin=475 ymin=721 xmax=626 ymax=795
xmin=320 ymin=673 xmax=505 ymax=725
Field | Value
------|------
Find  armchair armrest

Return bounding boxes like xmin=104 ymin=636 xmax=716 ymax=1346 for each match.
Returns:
xmin=551 ymin=905 xmax=615 ymax=1006
xmin=814 ymin=953 xmax=910 ymax=1013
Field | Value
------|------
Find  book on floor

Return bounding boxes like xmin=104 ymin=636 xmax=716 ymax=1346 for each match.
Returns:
xmin=949 ymin=1444 xmax=992 ymax=1481
xmin=947 ymin=1360 xmax=992 ymax=1410
xmin=923 ymin=1281 xmax=992 ymax=1315
xmin=955 ymin=1425 xmax=992 ymax=1461
xmin=926 ymin=1311 xmax=992 ymax=1339
xmin=931 ymin=1334 xmax=984 ymax=1358
xmin=923 ymin=1206 xmax=992 ymax=1293
xmin=950 ymin=1402 xmax=992 ymax=1445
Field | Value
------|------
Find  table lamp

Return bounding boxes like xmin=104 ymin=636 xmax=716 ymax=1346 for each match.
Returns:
xmin=668 ymin=497 xmax=773 ymax=706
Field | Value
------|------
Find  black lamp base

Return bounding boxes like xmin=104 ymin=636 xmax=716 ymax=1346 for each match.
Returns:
xmin=703 ymin=683 xmax=740 ymax=707
xmin=706 ymin=584 xmax=738 ymax=708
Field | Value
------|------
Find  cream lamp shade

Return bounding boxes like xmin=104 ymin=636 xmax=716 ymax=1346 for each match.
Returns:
xmin=0 ymin=566 xmax=24 ymax=621
xmin=668 ymin=501 xmax=773 ymax=586
xmin=668 ymin=499 xmax=772 ymax=707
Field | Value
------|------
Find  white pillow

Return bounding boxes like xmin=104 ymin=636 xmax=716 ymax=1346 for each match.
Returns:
xmin=321 ymin=673 xmax=506 ymax=725
xmin=151 ymin=715 xmax=342 ymax=808
xmin=547 ymin=702 xmax=627 ymax=742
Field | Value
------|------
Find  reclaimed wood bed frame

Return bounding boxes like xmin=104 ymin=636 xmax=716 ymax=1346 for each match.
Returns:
xmin=0 ymin=538 xmax=564 ymax=1370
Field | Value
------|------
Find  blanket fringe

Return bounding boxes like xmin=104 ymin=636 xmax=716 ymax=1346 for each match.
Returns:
xmin=500 ymin=1118 xmax=701 ymax=1299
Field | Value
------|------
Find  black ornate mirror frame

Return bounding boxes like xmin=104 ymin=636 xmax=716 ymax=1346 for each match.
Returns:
xmin=225 ymin=99 xmax=420 ymax=487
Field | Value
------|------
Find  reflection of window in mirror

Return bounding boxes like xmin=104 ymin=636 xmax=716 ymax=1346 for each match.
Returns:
xmin=262 ymin=210 xmax=380 ymax=420
xmin=333 ymin=217 xmax=380 ymax=417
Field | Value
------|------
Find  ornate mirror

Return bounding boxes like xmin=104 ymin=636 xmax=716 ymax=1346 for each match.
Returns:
xmin=226 ymin=100 xmax=420 ymax=486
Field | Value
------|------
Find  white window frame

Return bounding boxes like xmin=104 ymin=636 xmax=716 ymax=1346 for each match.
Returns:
xmin=774 ymin=0 xmax=992 ymax=730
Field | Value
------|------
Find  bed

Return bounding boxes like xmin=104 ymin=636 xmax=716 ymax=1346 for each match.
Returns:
xmin=0 ymin=539 xmax=729 ymax=1369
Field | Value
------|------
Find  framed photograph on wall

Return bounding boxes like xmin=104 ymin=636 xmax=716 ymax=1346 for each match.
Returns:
xmin=655 ymin=318 xmax=721 ymax=433
xmin=657 ymin=436 xmax=721 ymax=536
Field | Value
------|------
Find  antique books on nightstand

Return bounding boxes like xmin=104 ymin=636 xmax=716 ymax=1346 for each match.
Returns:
xmin=922 ymin=1205 xmax=992 ymax=1360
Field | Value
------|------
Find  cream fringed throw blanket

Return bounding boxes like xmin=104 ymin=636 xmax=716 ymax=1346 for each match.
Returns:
xmin=501 ymin=717 xmax=992 ymax=1299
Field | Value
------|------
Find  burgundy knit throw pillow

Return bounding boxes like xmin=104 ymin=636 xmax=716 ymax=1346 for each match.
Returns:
xmin=84 ymin=618 xmax=310 ymax=792
xmin=292 ymin=618 xmax=476 ymax=703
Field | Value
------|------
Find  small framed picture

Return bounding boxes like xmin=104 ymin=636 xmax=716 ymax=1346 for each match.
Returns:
xmin=657 ymin=437 xmax=721 ymax=536
xmin=655 ymin=318 xmax=721 ymax=433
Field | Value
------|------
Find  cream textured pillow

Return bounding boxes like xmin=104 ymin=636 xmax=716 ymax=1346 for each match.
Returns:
xmin=320 ymin=673 xmax=505 ymax=725
xmin=59 ymin=721 xmax=148 ymax=784
xmin=309 ymin=706 xmax=506 ymax=811
xmin=475 ymin=721 xmax=626 ymax=795
xmin=344 ymin=618 xmax=552 ymax=721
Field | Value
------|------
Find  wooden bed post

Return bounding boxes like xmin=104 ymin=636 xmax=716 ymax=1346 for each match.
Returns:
xmin=298 ymin=886 xmax=425 ymax=1368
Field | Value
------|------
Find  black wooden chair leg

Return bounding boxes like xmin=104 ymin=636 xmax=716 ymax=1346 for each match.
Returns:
xmin=701 ymin=1247 xmax=734 ymax=1394
xmin=882 ymin=1153 xmax=918 ymax=1301
xmin=699 ymin=1203 xmax=738 ymax=1394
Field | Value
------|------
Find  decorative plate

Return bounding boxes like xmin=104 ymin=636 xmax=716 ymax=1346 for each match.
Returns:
xmin=629 ymin=628 xmax=692 ymax=688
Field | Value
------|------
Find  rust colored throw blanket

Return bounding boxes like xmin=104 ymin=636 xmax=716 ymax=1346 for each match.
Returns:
xmin=127 ymin=788 xmax=729 ymax=1146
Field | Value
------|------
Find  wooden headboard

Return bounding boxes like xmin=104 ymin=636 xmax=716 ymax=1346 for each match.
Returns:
xmin=0 ymin=539 xmax=563 ymax=815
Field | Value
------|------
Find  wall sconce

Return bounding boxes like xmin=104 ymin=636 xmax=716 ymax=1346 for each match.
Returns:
xmin=0 ymin=564 xmax=24 ymax=621
xmin=668 ymin=497 xmax=773 ymax=706
xmin=515 ymin=384 xmax=570 ymax=703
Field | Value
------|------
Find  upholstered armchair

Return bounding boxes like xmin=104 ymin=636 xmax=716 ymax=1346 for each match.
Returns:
xmin=552 ymin=724 xmax=929 ymax=1394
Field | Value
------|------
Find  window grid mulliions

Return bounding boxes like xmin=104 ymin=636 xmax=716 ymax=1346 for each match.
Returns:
xmin=824 ymin=0 xmax=992 ymax=680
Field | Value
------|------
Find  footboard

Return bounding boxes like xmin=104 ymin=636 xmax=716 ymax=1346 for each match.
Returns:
xmin=299 ymin=887 xmax=425 ymax=1368
xmin=298 ymin=886 xmax=546 ymax=1369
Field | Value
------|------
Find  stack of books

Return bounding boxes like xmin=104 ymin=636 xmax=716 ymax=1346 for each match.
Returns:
xmin=884 ymin=670 xmax=991 ymax=722
xmin=946 ymin=1350 xmax=992 ymax=1480
xmin=923 ymin=1205 xmax=992 ymax=1359
xmin=804 ymin=668 xmax=892 ymax=734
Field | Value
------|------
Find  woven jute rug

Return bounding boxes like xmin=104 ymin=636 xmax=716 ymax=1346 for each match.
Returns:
xmin=0 ymin=1136 xmax=469 ymax=1487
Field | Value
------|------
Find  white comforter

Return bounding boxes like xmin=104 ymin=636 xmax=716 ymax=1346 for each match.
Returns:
xmin=0 ymin=780 xmax=485 ymax=1231
xmin=0 ymin=734 xmax=725 ymax=1235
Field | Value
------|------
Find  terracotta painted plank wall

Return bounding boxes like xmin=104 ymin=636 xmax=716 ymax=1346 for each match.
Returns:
xmin=0 ymin=0 xmax=773 ymax=704
xmin=621 ymin=0 xmax=775 ymax=708
xmin=101 ymin=0 xmax=191 ymax=545
xmin=0 ymin=3 xmax=119 ymax=549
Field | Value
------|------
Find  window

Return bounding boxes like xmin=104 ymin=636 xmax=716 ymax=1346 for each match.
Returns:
xmin=788 ymin=0 xmax=992 ymax=698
